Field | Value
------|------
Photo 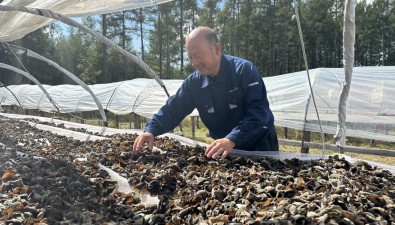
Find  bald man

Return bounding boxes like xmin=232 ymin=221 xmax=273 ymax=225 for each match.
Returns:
xmin=133 ymin=27 xmax=278 ymax=159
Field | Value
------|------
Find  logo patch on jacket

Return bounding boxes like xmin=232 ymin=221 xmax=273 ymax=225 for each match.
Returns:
xmin=248 ymin=81 xmax=259 ymax=87
xmin=229 ymin=104 xmax=238 ymax=109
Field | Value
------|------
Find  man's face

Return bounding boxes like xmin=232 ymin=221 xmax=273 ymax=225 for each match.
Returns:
xmin=186 ymin=38 xmax=220 ymax=76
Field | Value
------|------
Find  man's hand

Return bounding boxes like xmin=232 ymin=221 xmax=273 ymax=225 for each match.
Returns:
xmin=132 ymin=132 xmax=154 ymax=154
xmin=205 ymin=138 xmax=235 ymax=159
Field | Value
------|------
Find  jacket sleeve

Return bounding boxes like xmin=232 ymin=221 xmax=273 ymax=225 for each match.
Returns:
xmin=225 ymin=62 xmax=274 ymax=147
xmin=144 ymin=80 xmax=195 ymax=137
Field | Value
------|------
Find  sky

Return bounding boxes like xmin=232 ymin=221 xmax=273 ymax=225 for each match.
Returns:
xmin=358 ymin=0 xmax=374 ymax=4
xmin=54 ymin=0 xmax=376 ymax=52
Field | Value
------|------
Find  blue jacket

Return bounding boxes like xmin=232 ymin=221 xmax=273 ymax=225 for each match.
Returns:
xmin=144 ymin=54 xmax=276 ymax=150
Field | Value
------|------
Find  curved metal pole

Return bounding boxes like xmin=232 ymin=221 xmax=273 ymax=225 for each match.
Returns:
xmin=0 ymin=5 xmax=170 ymax=98
xmin=7 ymin=44 xmax=107 ymax=123
xmin=293 ymin=0 xmax=325 ymax=154
xmin=0 ymin=62 xmax=60 ymax=113
xmin=0 ymin=82 xmax=22 ymax=107
xmin=0 ymin=82 xmax=24 ymax=113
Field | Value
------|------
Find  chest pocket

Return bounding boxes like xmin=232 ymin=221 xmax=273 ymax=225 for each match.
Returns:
xmin=195 ymin=89 xmax=215 ymax=114
xmin=227 ymin=86 xmax=244 ymax=111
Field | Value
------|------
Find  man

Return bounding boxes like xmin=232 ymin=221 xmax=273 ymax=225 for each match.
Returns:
xmin=133 ymin=26 xmax=278 ymax=159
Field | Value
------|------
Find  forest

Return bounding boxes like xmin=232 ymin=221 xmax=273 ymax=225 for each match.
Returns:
xmin=0 ymin=0 xmax=394 ymax=86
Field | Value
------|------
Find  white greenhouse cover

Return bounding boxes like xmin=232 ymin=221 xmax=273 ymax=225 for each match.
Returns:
xmin=1 ymin=66 xmax=395 ymax=142
xmin=0 ymin=78 xmax=196 ymax=117
xmin=267 ymin=66 xmax=395 ymax=143
xmin=0 ymin=0 xmax=173 ymax=42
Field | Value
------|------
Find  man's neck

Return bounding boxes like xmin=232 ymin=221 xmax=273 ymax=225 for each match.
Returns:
xmin=210 ymin=54 xmax=222 ymax=77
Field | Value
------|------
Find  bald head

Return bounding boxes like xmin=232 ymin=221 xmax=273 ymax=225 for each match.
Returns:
xmin=186 ymin=27 xmax=219 ymax=46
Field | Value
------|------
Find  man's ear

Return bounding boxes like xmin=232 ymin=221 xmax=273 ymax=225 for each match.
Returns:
xmin=214 ymin=42 xmax=221 ymax=56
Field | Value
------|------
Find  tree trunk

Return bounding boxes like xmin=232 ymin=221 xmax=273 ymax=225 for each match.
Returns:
xmin=158 ymin=7 xmax=163 ymax=79
xmin=267 ymin=1 xmax=273 ymax=76
xmin=230 ymin=0 xmax=236 ymax=55
xmin=192 ymin=0 xmax=196 ymax=29
xmin=102 ymin=14 xmax=108 ymax=83
xmin=166 ymin=12 xmax=170 ymax=79
xmin=122 ymin=12 xmax=128 ymax=80
xmin=245 ymin=0 xmax=251 ymax=58
xmin=140 ymin=8 xmax=145 ymax=61
xmin=180 ymin=0 xmax=184 ymax=74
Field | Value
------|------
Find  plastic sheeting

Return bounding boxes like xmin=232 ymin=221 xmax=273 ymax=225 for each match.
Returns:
xmin=0 ymin=78 xmax=195 ymax=117
xmin=1 ymin=66 xmax=395 ymax=142
xmin=0 ymin=0 xmax=173 ymax=42
xmin=335 ymin=0 xmax=356 ymax=148
xmin=0 ymin=62 xmax=60 ymax=113
xmin=266 ymin=67 xmax=395 ymax=142
xmin=9 ymin=44 xmax=107 ymax=122
xmin=1 ymin=4 xmax=169 ymax=97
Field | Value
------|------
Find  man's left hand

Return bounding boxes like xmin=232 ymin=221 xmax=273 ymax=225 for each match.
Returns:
xmin=205 ymin=138 xmax=235 ymax=159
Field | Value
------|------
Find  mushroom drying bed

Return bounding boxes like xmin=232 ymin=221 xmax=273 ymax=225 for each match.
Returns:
xmin=1 ymin=118 xmax=395 ymax=225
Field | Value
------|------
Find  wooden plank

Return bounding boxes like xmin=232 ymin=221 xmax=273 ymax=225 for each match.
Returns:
xmin=301 ymin=131 xmax=311 ymax=153
xmin=191 ymin=116 xmax=195 ymax=138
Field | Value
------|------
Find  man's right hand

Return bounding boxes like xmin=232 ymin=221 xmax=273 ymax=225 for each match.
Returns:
xmin=132 ymin=132 xmax=154 ymax=154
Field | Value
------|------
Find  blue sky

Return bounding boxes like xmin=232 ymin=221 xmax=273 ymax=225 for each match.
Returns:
xmin=54 ymin=0 xmax=375 ymax=53
xmin=359 ymin=0 xmax=374 ymax=4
